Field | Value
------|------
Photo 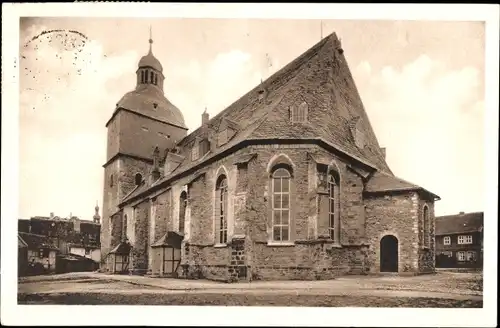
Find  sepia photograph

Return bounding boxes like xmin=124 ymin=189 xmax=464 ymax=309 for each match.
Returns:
xmin=1 ymin=3 xmax=498 ymax=327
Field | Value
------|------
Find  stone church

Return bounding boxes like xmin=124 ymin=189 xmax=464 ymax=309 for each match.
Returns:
xmin=101 ymin=32 xmax=440 ymax=281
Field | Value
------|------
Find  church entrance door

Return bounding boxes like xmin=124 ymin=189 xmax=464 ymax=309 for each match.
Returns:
xmin=380 ymin=235 xmax=398 ymax=272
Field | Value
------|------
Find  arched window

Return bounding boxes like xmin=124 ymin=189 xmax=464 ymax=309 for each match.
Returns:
xmin=134 ymin=173 xmax=142 ymax=186
xmin=109 ymin=173 xmax=114 ymax=187
xmin=215 ymin=175 xmax=228 ymax=244
xmin=154 ymin=74 xmax=158 ymax=85
xmin=179 ymin=191 xmax=187 ymax=234
xmin=150 ymin=71 xmax=154 ymax=84
xmin=327 ymin=172 xmax=338 ymax=240
xmin=122 ymin=214 xmax=128 ymax=241
xmin=271 ymin=166 xmax=292 ymax=242
xmin=140 ymin=70 xmax=145 ymax=84
xmin=423 ymin=205 xmax=429 ymax=247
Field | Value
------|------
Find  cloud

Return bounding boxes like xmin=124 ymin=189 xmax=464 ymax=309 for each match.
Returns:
xmin=19 ymin=25 xmax=139 ymax=219
xmin=354 ymin=55 xmax=484 ymax=215
xmin=167 ymin=49 xmax=262 ymax=129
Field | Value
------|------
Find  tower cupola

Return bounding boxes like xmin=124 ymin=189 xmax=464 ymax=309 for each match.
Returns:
xmin=136 ymin=27 xmax=164 ymax=91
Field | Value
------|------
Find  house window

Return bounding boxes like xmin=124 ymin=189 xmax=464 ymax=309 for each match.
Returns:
xmin=215 ymin=175 xmax=228 ymax=245
xmin=423 ymin=205 xmax=430 ymax=247
xmin=466 ymin=251 xmax=476 ymax=261
xmin=191 ymin=143 xmax=199 ymax=161
xmin=110 ymin=174 xmax=114 ymax=187
xmin=179 ymin=191 xmax=187 ymax=234
xmin=135 ymin=173 xmax=143 ymax=186
xmin=271 ymin=167 xmax=291 ymax=242
xmin=457 ymin=251 xmax=466 ymax=261
xmin=458 ymin=235 xmax=473 ymax=245
xmin=291 ymin=102 xmax=308 ymax=123
xmin=443 ymin=236 xmax=451 ymax=245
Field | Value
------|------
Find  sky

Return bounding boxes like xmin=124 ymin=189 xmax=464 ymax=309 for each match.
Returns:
xmin=18 ymin=17 xmax=486 ymax=220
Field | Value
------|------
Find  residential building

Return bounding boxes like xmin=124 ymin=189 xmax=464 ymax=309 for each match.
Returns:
xmin=100 ymin=32 xmax=440 ymax=281
xmin=18 ymin=232 xmax=59 ymax=276
xmin=18 ymin=205 xmax=102 ymax=274
xmin=435 ymin=211 xmax=483 ymax=269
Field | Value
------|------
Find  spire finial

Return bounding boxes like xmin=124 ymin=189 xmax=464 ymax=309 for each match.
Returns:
xmin=148 ymin=25 xmax=153 ymax=54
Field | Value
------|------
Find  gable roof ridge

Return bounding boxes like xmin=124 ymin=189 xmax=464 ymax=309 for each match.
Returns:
xmin=175 ymin=34 xmax=336 ymax=149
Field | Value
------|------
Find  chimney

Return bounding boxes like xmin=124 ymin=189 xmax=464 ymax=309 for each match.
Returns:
xmin=50 ymin=212 xmax=54 ymax=219
xmin=150 ymin=146 xmax=161 ymax=184
xmin=202 ymin=108 xmax=209 ymax=126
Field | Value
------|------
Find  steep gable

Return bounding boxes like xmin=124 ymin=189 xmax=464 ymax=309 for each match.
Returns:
xmin=248 ymin=33 xmax=392 ymax=173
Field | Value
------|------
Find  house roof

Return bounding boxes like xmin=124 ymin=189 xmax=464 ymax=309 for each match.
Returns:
xmin=109 ymin=241 xmax=132 ymax=255
xmin=435 ymin=212 xmax=484 ymax=235
xmin=18 ymin=232 xmax=59 ymax=251
xmin=151 ymin=231 xmax=184 ymax=248
xmin=58 ymin=253 xmax=97 ymax=262
xmin=67 ymin=243 xmax=100 ymax=249
xmin=364 ymin=171 xmax=440 ymax=200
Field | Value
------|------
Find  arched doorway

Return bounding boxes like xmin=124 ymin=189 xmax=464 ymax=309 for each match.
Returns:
xmin=380 ymin=235 xmax=398 ymax=272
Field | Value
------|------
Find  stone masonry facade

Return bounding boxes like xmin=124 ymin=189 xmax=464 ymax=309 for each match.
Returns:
xmin=100 ymin=32 xmax=439 ymax=281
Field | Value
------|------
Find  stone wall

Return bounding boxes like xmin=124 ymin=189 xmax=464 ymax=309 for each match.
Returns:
xmin=364 ymin=192 xmax=419 ymax=274
xmin=131 ymin=201 xmax=150 ymax=274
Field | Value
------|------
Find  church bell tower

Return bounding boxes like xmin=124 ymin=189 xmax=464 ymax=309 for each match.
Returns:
xmin=100 ymin=28 xmax=188 ymax=262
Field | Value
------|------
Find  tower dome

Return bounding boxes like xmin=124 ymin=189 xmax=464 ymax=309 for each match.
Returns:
xmin=115 ymin=28 xmax=187 ymax=129
xmin=138 ymin=37 xmax=163 ymax=72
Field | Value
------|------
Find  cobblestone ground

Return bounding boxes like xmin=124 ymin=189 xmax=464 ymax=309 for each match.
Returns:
xmin=18 ymin=271 xmax=483 ymax=307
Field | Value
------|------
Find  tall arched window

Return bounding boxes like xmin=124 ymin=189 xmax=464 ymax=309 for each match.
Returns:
xmin=140 ymin=70 xmax=145 ymax=84
xmin=122 ymin=214 xmax=128 ymax=241
xmin=423 ymin=205 xmax=429 ymax=247
xmin=179 ymin=191 xmax=187 ymax=234
xmin=154 ymin=74 xmax=158 ymax=85
xmin=150 ymin=71 xmax=154 ymax=84
xmin=134 ymin=173 xmax=142 ymax=186
xmin=271 ymin=166 xmax=292 ymax=242
xmin=328 ymin=173 xmax=337 ymax=240
xmin=215 ymin=175 xmax=228 ymax=244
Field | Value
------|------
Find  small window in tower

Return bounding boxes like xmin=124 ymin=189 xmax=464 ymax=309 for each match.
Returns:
xmin=154 ymin=74 xmax=158 ymax=85
xmin=109 ymin=174 xmax=114 ymax=187
xmin=135 ymin=173 xmax=143 ymax=186
xmin=141 ymin=70 xmax=145 ymax=84
xmin=150 ymin=71 xmax=154 ymax=84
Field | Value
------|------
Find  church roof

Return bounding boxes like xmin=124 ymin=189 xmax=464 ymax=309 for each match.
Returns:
xmin=118 ymin=32 xmax=438 ymax=206
xmin=435 ymin=212 xmax=483 ymax=235
xmin=114 ymin=84 xmax=187 ymax=129
xmin=364 ymin=171 xmax=440 ymax=200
